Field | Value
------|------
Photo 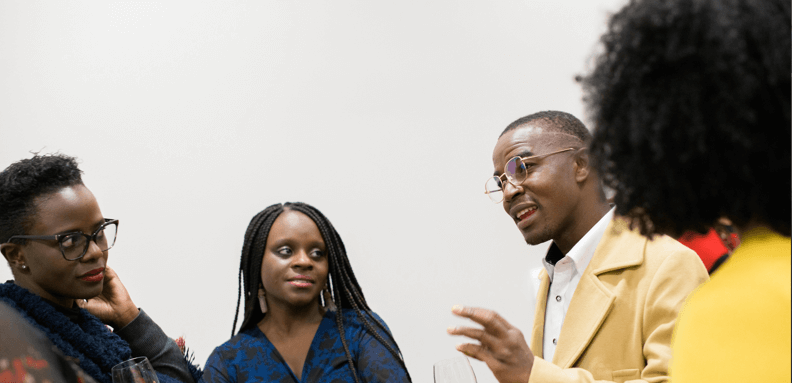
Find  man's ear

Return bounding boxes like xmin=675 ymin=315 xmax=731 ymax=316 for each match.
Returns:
xmin=1 ymin=242 xmax=25 ymax=268
xmin=573 ymin=148 xmax=591 ymax=183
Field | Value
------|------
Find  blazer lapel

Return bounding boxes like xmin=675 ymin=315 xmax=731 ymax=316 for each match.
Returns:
xmin=550 ymin=218 xmax=645 ymax=368
xmin=551 ymin=272 xmax=615 ymax=368
xmin=530 ymin=269 xmax=550 ymax=359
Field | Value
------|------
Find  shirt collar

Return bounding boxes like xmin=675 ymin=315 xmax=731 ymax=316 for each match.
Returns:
xmin=542 ymin=207 xmax=616 ymax=280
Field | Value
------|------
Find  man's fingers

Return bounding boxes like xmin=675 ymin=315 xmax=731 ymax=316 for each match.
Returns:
xmin=447 ymin=326 xmax=499 ymax=349
xmin=455 ymin=342 xmax=491 ymax=364
xmin=447 ymin=325 xmax=485 ymax=339
xmin=452 ymin=305 xmax=509 ymax=335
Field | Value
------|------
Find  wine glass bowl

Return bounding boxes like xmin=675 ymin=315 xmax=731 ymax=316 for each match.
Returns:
xmin=111 ymin=357 xmax=159 ymax=383
xmin=434 ymin=356 xmax=477 ymax=383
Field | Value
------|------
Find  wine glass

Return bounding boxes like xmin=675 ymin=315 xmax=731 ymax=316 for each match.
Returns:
xmin=434 ymin=356 xmax=477 ymax=383
xmin=111 ymin=357 xmax=159 ymax=383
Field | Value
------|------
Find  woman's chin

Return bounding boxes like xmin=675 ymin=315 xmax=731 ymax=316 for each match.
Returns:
xmin=282 ymin=298 xmax=322 ymax=311
xmin=71 ymin=287 xmax=103 ymax=301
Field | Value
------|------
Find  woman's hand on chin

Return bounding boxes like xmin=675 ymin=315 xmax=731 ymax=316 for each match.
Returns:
xmin=77 ymin=266 xmax=139 ymax=329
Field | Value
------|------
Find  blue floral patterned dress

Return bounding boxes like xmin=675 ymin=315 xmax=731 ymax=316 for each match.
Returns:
xmin=200 ymin=310 xmax=410 ymax=383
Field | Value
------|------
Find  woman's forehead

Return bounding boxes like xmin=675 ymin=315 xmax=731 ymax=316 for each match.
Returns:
xmin=269 ymin=210 xmax=323 ymax=241
xmin=29 ymin=185 xmax=103 ymax=233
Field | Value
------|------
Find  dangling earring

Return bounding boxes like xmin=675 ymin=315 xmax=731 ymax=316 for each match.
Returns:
xmin=325 ymin=274 xmax=337 ymax=311
xmin=258 ymin=287 xmax=268 ymax=314
xmin=323 ymin=286 xmax=336 ymax=311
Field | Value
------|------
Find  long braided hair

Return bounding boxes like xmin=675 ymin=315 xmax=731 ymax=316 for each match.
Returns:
xmin=231 ymin=202 xmax=411 ymax=382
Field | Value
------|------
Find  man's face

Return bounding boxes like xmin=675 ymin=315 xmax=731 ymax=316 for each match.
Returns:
xmin=492 ymin=124 xmax=581 ymax=245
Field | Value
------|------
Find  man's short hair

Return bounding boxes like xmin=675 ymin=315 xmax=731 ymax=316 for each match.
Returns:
xmin=501 ymin=110 xmax=592 ymax=144
xmin=0 ymin=153 xmax=84 ymax=243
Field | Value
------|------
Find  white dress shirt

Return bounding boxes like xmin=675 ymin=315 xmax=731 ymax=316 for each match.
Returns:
xmin=541 ymin=208 xmax=615 ymax=361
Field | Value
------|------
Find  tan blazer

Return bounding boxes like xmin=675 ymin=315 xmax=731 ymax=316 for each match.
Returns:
xmin=528 ymin=218 xmax=708 ymax=383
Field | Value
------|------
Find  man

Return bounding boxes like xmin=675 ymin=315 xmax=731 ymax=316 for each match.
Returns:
xmin=447 ymin=111 xmax=708 ymax=383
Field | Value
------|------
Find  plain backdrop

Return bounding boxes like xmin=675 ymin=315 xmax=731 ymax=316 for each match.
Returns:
xmin=1 ymin=1 xmax=627 ymax=382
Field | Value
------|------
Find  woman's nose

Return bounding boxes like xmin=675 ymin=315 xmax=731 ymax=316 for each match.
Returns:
xmin=291 ymin=250 xmax=313 ymax=268
xmin=80 ymin=240 xmax=105 ymax=262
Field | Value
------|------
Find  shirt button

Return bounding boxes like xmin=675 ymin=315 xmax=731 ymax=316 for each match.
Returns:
xmin=553 ymin=338 xmax=557 ymax=345
xmin=555 ymin=295 xmax=562 ymax=302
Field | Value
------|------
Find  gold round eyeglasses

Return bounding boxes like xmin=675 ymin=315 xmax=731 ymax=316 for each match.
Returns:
xmin=484 ymin=148 xmax=577 ymax=203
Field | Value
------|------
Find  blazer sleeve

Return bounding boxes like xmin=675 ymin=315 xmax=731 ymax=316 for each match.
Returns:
xmin=528 ymin=248 xmax=708 ymax=383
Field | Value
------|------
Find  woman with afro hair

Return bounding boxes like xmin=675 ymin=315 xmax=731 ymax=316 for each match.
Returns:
xmin=579 ymin=0 xmax=790 ymax=381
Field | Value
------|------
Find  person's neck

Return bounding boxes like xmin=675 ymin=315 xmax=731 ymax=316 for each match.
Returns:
xmin=258 ymin=302 xmax=325 ymax=335
xmin=554 ymin=200 xmax=612 ymax=255
xmin=14 ymin=280 xmax=74 ymax=309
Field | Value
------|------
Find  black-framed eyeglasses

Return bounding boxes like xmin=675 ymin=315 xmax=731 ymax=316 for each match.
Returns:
xmin=484 ymin=148 xmax=578 ymax=203
xmin=5 ymin=219 xmax=119 ymax=261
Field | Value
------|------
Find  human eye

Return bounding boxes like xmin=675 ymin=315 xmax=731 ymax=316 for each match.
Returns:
xmin=522 ymin=162 xmax=538 ymax=171
xmin=520 ymin=155 xmax=543 ymax=170
xmin=60 ymin=234 xmax=83 ymax=249
xmin=276 ymin=246 xmax=293 ymax=256
xmin=310 ymin=249 xmax=325 ymax=259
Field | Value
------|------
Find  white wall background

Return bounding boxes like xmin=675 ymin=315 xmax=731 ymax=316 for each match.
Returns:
xmin=0 ymin=1 xmax=627 ymax=382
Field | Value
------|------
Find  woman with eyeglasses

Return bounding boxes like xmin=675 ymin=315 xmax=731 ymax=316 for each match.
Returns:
xmin=200 ymin=202 xmax=411 ymax=383
xmin=0 ymin=154 xmax=201 ymax=383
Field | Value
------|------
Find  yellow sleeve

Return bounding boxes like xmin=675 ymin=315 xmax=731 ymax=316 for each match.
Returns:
xmin=671 ymin=251 xmax=792 ymax=382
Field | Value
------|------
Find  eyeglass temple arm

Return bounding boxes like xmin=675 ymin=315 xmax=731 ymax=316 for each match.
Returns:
xmin=5 ymin=219 xmax=117 ymax=243
xmin=483 ymin=148 xmax=578 ymax=195
xmin=6 ymin=234 xmax=59 ymax=241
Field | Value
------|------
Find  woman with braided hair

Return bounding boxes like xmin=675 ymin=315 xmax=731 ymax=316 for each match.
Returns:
xmin=200 ymin=202 xmax=411 ymax=383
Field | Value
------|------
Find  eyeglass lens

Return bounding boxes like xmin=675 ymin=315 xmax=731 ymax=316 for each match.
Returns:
xmin=485 ymin=177 xmax=504 ymax=203
xmin=59 ymin=222 xmax=118 ymax=260
xmin=505 ymin=157 xmax=527 ymax=183
xmin=485 ymin=156 xmax=528 ymax=203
